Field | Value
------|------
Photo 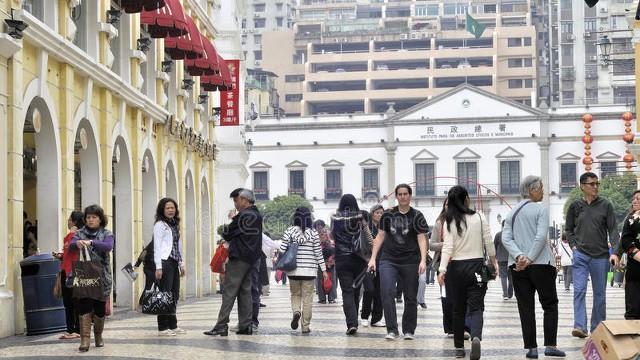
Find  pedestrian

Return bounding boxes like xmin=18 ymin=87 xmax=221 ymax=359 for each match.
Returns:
xmin=251 ymin=231 xmax=281 ymax=332
xmin=54 ymin=210 xmax=84 ymax=340
xmin=280 ymin=207 xmax=329 ymax=334
xmin=565 ymin=172 xmax=620 ymax=338
xmin=70 ymin=205 xmax=113 ymax=352
xmin=148 ymin=198 xmax=187 ymax=336
xmin=204 ymin=188 xmax=262 ymax=336
xmin=437 ymin=185 xmax=496 ymax=360
xmin=417 ymin=255 xmax=429 ymax=309
xmin=494 ymin=221 xmax=513 ymax=300
xmin=331 ymin=194 xmax=367 ymax=335
xmin=619 ymin=190 xmax=640 ymax=320
xmin=500 ymin=176 xmax=566 ymax=359
xmin=360 ymin=205 xmax=384 ymax=327
xmin=368 ymin=184 xmax=429 ymax=341
xmin=315 ymin=220 xmax=337 ymax=304
xmin=559 ymin=233 xmax=573 ymax=292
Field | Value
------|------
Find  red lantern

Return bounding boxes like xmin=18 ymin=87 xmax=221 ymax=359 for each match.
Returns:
xmin=622 ymin=112 xmax=633 ymax=121
xmin=624 ymin=153 xmax=635 ymax=163
xmin=625 ymin=121 xmax=632 ymax=127
xmin=582 ymin=157 xmax=593 ymax=165
xmin=623 ymin=133 xmax=635 ymax=143
xmin=585 ymin=144 xmax=591 ymax=150
xmin=582 ymin=135 xmax=593 ymax=144
xmin=625 ymin=128 xmax=633 ymax=133
xmin=584 ymin=123 xmax=592 ymax=129
xmin=584 ymin=129 xmax=592 ymax=135
xmin=582 ymin=114 xmax=593 ymax=123
xmin=626 ymin=163 xmax=633 ymax=169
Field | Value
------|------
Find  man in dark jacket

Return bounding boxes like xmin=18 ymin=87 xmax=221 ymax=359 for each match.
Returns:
xmin=204 ymin=188 xmax=262 ymax=336
xmin=565 ymin=172 xmax=619 ymax=338
xmin=494 ymin=221 xmax=513 ymax=300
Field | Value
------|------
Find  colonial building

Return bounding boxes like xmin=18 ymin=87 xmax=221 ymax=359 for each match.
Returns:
xmin=0 ymin=0 xmax=242 ymax=338
xmin=245 ymin=84 xmax=634 ymax=230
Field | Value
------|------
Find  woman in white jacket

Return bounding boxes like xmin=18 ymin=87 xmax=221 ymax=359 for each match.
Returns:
xmin=559 ymin=233 xmax=573 ymax=292
xmin=279 ymin=207 xmax=329 ymax=334
xmin=153 ymin=198 xmax=186 ymax=336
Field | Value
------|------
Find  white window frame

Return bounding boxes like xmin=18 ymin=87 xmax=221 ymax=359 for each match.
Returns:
xmin=414 ymin=161 xmax=437 ymax=197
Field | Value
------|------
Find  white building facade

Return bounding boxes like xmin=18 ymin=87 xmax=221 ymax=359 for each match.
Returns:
xmin=245 ymin=84 xmax=634 ymax=232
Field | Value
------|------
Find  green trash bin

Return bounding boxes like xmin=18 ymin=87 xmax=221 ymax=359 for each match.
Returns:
xmin=20 ymin=254 xmax=66 ymax=335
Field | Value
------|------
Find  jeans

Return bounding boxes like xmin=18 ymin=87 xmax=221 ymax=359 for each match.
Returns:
xmin=316 ymin=267 xmax=337 ymax=302
xmin=417 ymin=271 xmax=427 ymax=304
xmin=361 ymin=271 xmax=383 ymax=323
xmin=572 ymin=249 xmax=608 ymax=332
xmin=426 ymin=264 xmax=436 ymax=284
xmin=336 ymin=254 xmax=367 ymax=328
xmin=251 ymin=258 xmax=261 ymax=325
xmin=213 ymin=258 xmax=254 ymax=331
xmin=157 ymin=258 xmax=180 ymax=331
xmin=379 ymin=260 xmax=419 ymax=335
xmin=498 ymin=261 xmax=513 ymax=298
xmin=61 ymin=270 xmax=79 ymax=334
xmin=289 ymin=279 xmax=315 ymax=330
xmin=563 ymin=266 xmax=573 ymax=290
xmin=448 ymin=259 xmax=487 ymax=349
xmin=511 ymin=264 xmax=559 ymax=348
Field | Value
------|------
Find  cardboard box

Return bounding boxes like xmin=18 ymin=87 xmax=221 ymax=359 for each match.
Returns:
xmin=583 ymin=320 xmax=640 ymax=360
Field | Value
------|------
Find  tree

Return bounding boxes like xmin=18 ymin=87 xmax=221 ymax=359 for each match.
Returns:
xmin=563 ymin=172 xmax=637 ymax=230
xmin=259 ymin=195 xmax=313 ymax=239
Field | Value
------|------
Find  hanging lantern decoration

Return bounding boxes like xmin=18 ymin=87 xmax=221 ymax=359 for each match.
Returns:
xmin=582 ymin=114 xmax=593 ymax=171
xmin=622 ymin=112 xmax=635 ymax=170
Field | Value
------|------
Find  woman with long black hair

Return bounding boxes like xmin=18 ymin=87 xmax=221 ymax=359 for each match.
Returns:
xmin=437 ymin=186 xmax=496 ymax=360
xmin=152 ymin=198 xmax=186 ymax=336
xmin=620 ymin=189 xmax=640 ymax=319
xmin=331 ymin=194 xmax=367 ymax=335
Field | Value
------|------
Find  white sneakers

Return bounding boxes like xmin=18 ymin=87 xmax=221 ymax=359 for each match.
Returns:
xmin=385 ymin=332 xmax=399 ymax=341
xmin=361 ymin=319 xmax=370 ymax=327
xmin=403 ymin=333 xmax=415 ymax=340
xmin=172 ymin=327 xmax=187 ymax=335
xmin=371 ymin=320 xmax=386 ymax=327
xmin=158 ymin=329 xmax=176 ymax=336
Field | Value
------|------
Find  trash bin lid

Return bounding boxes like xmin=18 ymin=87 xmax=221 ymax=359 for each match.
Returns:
xmin=20 ymin=253 xmax=56 ymax=266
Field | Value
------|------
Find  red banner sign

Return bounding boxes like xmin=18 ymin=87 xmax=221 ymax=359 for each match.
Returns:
xmin=219 ymin=59 xmax=240 ymax=126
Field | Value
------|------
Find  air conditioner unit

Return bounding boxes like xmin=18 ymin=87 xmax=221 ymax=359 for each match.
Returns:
xmin=410 ymin=32 xmax=419 ymax=39
xmin=400 ymin=33 xmax=408 ymax=40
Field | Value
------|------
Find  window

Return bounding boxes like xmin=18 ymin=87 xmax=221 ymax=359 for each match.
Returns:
xmin=611 ymin=15 xmax=626 ymax=30
xmin=600 ymin=161 xmax=617 ymax=178
xmin=253 ymin=171 xmax=269 ymax=200
xmin=525 ymin=79 xmax=533 ymax=88
xmin=500 ymin=161 xmax=520 ymax=194
xmin=457 ymin=162 xmax=478 ymax=195
xmin=415 ymin=163 xmax=435 ymax=196
xmin=277 ymin=3 xmax=283 ymax=11
xmin=524 ymin=58 xmax=533 ymax=67
xmin=508 ymin=58 xmax=523 ymax=68
xmin=484 ymin=4 xmax=496 ymax=13
xmin=289 ymin=170 xmax=305 ymax=197
xmin=585 ymin=19 xmax=596 ymax=32
xmin=285 ymin=94 xmax=302 ymax=102
xmin=242 ymin=19 xmax=246 ymax=29
xmin=285 ymin=74 xmax=305 ymax=82
xmin=561 ymin=22 xmax=573 ymax=34
xmin=509 ymin=79 xmax=523 ymax=88
xmin=254 ymin=19 xmax=266 ymax=28
xmin=560 ymin=163 xmax=577 ymax=193
xmin=523 ymin=37 xmax=532 ymax=46
xmin=254 ymin=34 xmax=261 ymax=45
xmin=276 ymin=17 xmax=283 ymax=27
xmin=254 ymin=4 xmax=265 ymax=12
xmin=415 ymin=5 xmax=427 ymax=16
xmin=427 ymin=4 xmax=439 ymax=15
xmin=363 ymin=168 xmax=379 ymax=197
xmin=325 ymin=169 xmax=342 ymax=199
xmin=508 ymin=37 xmax=522 ymax=47
xmin=254 ymin=50 xmax=262 ymax=60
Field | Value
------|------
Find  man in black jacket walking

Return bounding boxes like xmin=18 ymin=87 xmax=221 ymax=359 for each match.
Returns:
xmin=204 ymin=188 xmax=263 ymax=336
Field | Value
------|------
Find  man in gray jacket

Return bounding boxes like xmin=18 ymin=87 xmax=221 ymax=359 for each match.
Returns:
xmin=493 ymin=221 xmax=513 ymax=300
xmin=501 ymin=176 xmax=565 ymax=359
xmin=565 ymin=172 xmax=619 ymax=338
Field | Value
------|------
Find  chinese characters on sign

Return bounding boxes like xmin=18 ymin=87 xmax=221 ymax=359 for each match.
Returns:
xmin=421 ymin=124 xmax=516 ymax=140
xmin=220 ymin=59 xmax=240 ymax=126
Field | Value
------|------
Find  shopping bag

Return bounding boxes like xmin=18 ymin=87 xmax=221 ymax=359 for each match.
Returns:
xmin=275 ymin=242 xmax=298 ymax=271
xmin=72 ymin=247 xmax=104 ymax=300
xmin=322 ymin=275 xmax=332 ymax=294
xmin=140 ymin=283 xmax=176 ymax=315
xmin=275 ymin=270 xmax=284 ymax=283
xmin=210 ymin=243 xmax=229 ymax=274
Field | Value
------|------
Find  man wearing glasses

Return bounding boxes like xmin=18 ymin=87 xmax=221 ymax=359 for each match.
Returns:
xmin=565 ymin=172 xmax=619 ymax=339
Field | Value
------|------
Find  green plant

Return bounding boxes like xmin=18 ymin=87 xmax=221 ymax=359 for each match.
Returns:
xmin=259 ymin=195 xmax=313 ymax=239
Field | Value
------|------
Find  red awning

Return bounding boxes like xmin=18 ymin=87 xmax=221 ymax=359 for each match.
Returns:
xmin=184 ymin=34 xmax=219 ymax=76
xmin=218 ymin=55 xmax=233 ymax=87
xmin=121 ymin=0 xmax=165 ymax=13
xmin=164 ymin=16 xmax=204 ymax=60
xmin=201 ymin=55 xmax=232 ymax=91
xmin=141 ymin=0 xmax=188 ymax=38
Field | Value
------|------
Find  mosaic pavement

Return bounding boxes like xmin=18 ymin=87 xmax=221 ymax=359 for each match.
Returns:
xmin=0 ymin=275 xmax=626 ymax=359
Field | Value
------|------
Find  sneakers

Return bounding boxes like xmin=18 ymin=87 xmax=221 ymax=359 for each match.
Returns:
xmin=251 ymin=323 xmax=259 ymax=333
xmin=470 ymin=337 xmax=481 ymax=360
xmin=158 ymin=329 xmax=176 ymax=336
xmin=371 ymin=320 xmax=386 ymax=327
xmin=346 ymin=327 xmax=358 ymax=336
xmin=301 ymin=328 xmax=311 ymax=334
xmin=464 ymin=331 xmax=471 ymax=340
xmin=526 ymin=348 xmax=539 ymax=359
xmin=455 ymin=349 xmax=466 ymax=358
xmin=361 ymin=319 xmax=370 ymax=327
xmin=544 ymin=347 xmax=566 ymax=358
xmin=385 ymin=332 xmax=399 ymax=341
xmin=419 ymin=303 xmax=427 ymax=309
xmin=291 ymin=312 xmax=301 ymax=330
xmin=403 ymin=333 xmax=415 ymax=340
xmin=571 ymin=328 xmax=588 ymax=338
xmin=171 ymin=327 xmax=187 ymax=335
xmin=503 ymin=296 xmax=509 ymax=300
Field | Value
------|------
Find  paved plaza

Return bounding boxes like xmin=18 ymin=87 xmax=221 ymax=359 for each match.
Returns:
xmin=0 ymin=277 xmax=626 ymax=360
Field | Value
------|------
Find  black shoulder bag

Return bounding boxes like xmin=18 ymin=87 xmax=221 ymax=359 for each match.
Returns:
xmin=479 ymin=214 xmax=497 ymax=282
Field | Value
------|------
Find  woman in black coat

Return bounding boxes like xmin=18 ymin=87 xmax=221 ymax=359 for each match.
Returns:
xmin=619 ymin=189 xmax=640 ymax=319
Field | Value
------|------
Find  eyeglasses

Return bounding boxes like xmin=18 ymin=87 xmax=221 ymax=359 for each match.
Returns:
xmin=582 ymin=182 xmax=600 ymax=187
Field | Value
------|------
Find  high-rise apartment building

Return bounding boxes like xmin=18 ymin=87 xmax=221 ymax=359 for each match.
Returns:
xmin=545 ymin=0 xmax=635 ymax=106
xmin=242 ymin=0 xmax=297 ymax=69
xmin=262 ymin=0 xmax=539 ymax=116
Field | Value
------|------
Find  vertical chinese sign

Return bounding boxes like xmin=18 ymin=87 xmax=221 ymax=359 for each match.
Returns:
xmin=220 ymin=59 xmax=240 ymax=126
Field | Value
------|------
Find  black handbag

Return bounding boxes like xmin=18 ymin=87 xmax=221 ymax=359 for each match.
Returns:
xmin=479 ymin=214 xmax=497 ymax=282
xmin=276 ymin=229 xmax=300 ymax=271
xmin=353 ymin=221 xmax=373 ymax=261
xmin=140 ymin=283 xmax=176 ymax=315
xmin=72 ymin=247 xmax=105 ymax=300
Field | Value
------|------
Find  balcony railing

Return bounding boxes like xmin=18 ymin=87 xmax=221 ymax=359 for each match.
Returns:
xmin=362 ymin=187 xmax=379 ymax=201
xmin=254 ymin=188 xmax=269 ymax=201
xmin=560 ymin=182 xmax=576 ymax=194
xmin=288 ymin=188 xmax=306 ymax=198
xmin=325 ymin=187 xmax=343 ymax=200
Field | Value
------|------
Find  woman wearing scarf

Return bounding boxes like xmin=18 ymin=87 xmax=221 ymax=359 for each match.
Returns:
xmin=314 ymin=220 xmax=337 ymax=304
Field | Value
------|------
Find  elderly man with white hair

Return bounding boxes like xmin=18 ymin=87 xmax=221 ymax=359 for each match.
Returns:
xmin=501 ymin=176 xmax=566 ymax=359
